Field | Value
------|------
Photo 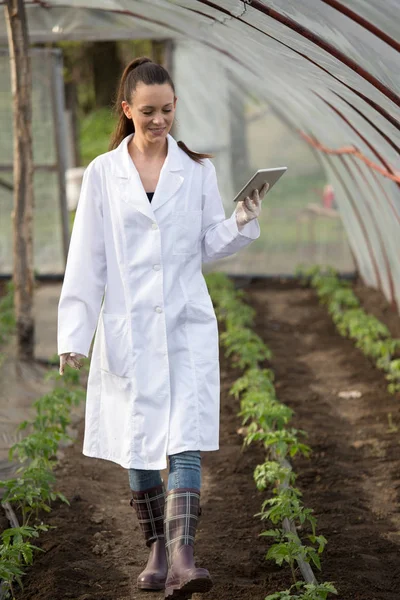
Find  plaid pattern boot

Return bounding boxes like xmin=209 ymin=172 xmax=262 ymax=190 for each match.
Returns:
xmin=130 ymin=483 xmax=168 ymax=590
xmin=164 ymin=488 xmax=213 ymax=599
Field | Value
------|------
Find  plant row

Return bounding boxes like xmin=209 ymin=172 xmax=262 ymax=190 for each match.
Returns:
xmin=297 ymin=265 xmax=400 ymax=395
xmin=205 ymin=272 xmax=337 ymax=600
xmin=0 ymin=358 xmax=87 ymax=599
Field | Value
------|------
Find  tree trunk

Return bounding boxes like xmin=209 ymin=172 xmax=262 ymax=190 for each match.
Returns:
xmin=91 ymin=42 xmax=123 ymax=108
xmin=5 ymin=0 xmax=35 ymax=361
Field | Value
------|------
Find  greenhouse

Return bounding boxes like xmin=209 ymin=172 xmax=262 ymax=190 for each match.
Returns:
xmin=0 ymin=2 xmax=399 ymax=599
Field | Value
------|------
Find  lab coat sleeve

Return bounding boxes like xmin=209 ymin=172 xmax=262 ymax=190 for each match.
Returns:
xmin=201 ymin=159 xmax=261 ymax=263
xmin=57 ymin=159 xmax=107 ymax=357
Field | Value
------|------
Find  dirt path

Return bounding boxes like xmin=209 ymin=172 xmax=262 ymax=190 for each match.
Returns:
xmin=246 ymin=280 xmax=400 ymax=600
xmin=13 ymin=323 xmax=289 ymax=600
xmin=9 ymin=279 xmax=400 ymax=600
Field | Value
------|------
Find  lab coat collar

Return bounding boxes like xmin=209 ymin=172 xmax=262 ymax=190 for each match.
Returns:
xmin=114 ymin=133 xmax=184 ymax=220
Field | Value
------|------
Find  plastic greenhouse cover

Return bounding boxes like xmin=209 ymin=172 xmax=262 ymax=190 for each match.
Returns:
xmin=259 ymin=0 xmax=399 ymax=94
xmin=343 ymin=0 xmax=400 ymax=44
xmin=1 ymin=0 xmax=399 ymax=309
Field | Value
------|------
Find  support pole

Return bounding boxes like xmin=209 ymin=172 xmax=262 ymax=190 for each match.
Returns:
xmin=5 ymin=0 xmax=35 ymax=360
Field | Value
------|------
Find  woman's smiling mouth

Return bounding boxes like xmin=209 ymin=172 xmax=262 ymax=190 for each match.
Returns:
xmin=149 ymin=127 xmax=166 ymax=135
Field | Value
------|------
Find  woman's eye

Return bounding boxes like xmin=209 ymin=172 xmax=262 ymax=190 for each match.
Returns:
xmin=142 ymin=110 xmax=172 ymax=115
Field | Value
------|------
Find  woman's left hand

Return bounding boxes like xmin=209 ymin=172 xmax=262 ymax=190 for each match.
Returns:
xmin=235 ymin=183 xmax=269 ymax=229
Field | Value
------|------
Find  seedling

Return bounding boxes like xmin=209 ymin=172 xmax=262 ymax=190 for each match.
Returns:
xmin=206 ymin=272 xmax=335 ymax=597
xmin=0 ymin=352 xmax=85 ymax=598
xmin=297 ymin=265 xmax=400 ymax=396
xmin=265 ymin=581 xmax=337 ymax=600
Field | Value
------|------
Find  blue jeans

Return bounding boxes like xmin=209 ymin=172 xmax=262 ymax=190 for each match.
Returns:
xmin=128 ymin=450 xmax=201 ymax=492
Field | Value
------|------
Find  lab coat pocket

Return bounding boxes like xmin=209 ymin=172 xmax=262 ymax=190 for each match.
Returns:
xmin=186 ymin=301 xmax=219 ymax=363
xmin=100 ymin=313 xmax=132 ymax=378
xmin=172 ymin=210 xmax=202 ymax=255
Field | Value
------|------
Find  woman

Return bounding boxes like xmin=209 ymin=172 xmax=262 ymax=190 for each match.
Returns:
xmin=58 ymin=57 xmax=266 ymax=599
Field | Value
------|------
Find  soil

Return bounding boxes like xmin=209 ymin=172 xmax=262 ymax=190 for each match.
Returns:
xmin=5 ymin=280 xmax=400 ymax=600
xmin=247 ymin=279 xmax=400 ymax=600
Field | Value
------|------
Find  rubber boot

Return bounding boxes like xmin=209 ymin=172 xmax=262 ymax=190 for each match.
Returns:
xmin=130 ymin=483 xmax=168 ymax=590
xmin=164 ymin=488 xmax=213 ymax=599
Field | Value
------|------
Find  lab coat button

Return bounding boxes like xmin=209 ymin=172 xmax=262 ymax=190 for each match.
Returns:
xmin=155 ymin=306 xmax=163 ymax=313
xmin=153 ymin=264 xmax=161 ymax=271
xmin=151 ymin=223 xmax=158 ymax=230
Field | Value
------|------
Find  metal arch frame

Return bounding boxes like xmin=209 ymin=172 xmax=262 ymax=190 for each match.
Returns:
xmin=312 ymin=92 xmax=395 ymax=301
xmin=298 ymin=131 xmax=400 ymax=185
xmin=327 ymin=154 xmax=382 ymax=289
xmin=369 ymin=170 xmax=400 ymax=309
xmin=314 ymin=92 xmax=399 ymax=306
xmin=181 ymin=1 xmax=400 ymax=131
xmin=318 ymin=0 xmax=400 ymax=52
xmin=331 ymin=91 xmax=400 ymax=159
xmin=14 ymin=1 xmax=399 ymax=130
xmin=315 ymin=93 xmax=400 ymax=203
xmin=2 ymin=0 xmax=399 ymax=292
xmin=347 ymin=156 xmax=396 ymax=308
xmin=195 ymin=0 xmax=400 ymax=107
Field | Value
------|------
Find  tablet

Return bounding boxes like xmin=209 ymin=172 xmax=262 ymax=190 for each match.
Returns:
xmin=233 ymin=167 xmax=287 ymax=203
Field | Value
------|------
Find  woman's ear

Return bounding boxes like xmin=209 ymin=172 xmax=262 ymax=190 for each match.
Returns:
xmin=173 ymin=96 xmax=178 ymax=109
xmin=121 ymin=100 xmax=132 ymax=119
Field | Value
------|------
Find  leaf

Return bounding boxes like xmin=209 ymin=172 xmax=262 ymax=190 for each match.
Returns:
xmin=259 ymin=528 xmax=283 ymax=539
xmin=309 ymin=549 xmax=321 ymax=570
xmin=56 ymin=492 xmax=70 ymax=505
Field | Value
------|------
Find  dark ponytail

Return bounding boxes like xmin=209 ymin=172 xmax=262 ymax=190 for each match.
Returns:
xmin=109 ymin=57 xmax=150 ymax=151
xmin=176 ymin=141 xmax=213 ymax=165
xmin=109 ymin=56 xmax=213 ymax=164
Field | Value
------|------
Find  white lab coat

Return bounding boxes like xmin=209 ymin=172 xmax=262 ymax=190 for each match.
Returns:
xmin=57 ymin=134 xmax=260 ymax=470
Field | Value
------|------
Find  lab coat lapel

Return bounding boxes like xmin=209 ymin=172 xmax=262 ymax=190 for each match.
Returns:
xmin=151 ymin=135 xmax=184 ymax=213
xmin=113 ymin=133 xmax=184 ymax=219
xmin=113 ymin=134 xmax=155 ymax=222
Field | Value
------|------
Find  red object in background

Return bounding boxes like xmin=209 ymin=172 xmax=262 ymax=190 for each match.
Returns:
xmin=322 ymin=183 xmax=335 ymax=209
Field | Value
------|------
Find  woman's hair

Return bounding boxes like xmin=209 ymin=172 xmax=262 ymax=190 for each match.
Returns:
xmin=109 ymin=57 xmax=213 ymax=164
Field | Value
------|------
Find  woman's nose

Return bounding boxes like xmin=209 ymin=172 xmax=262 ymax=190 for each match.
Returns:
xmin=153 ymin=114 xmax=166 ymax=125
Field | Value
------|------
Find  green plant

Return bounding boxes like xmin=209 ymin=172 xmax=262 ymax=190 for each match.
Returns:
xmin=0 ymin=280 xmax=16 ymax=369
xmin=0 ymin=525 xmax=50 ymax=597
xmin=243 ymin=425 xmax=311 ymax=460
xmin=386 ymin=359 xmax=400 ymax=394
xmin=387 ymin=412 xmax=398 ymax=433
xmin=206 ymin=272 xmax=337 ymax=598
xmin=0 ymin=357 xmax=86 ymax=598
xmin=221 ymin=325 xmax=271 ymax=369
xmin=263 ymin=530 xmax=326 ymax=581
xmin=258 ymin=488 xmax=316 ymax=535
xmin=241 ymin=397 xmax=294 ymax=433
xmin=265 ymin=581 xmax=337 ymax=600
xmin=254 ymin=460 xmax=297 ymax=490
xmin=0 ymin=280 xmax=15 ymax=343
xmin=297 ymin=265 xmax=400 ymax=396
xmin=79 ymin=107 xmax=116 ymax=165
xmin=230 ymin=367 xmax=275 ymax=397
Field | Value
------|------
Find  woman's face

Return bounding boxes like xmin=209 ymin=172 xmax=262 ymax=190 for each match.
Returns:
xmin=122 ymin=82 xmax=176 ymax=144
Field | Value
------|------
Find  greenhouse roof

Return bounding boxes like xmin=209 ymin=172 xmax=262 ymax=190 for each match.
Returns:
xmin=1 ymin=0 xmax=400 ymax=309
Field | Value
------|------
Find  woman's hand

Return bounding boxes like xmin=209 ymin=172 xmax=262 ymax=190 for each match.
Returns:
xmin=235 ymin=182 xmax=269 ymax=229
xmin=59 ymin=352 xmax=85 ymax=375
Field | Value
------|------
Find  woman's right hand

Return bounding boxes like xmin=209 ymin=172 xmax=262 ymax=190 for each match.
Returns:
xmin=235 ymin=183 xmax=268 ymax=229
xmin=59 ymin=352 xmax=85 ymax=375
